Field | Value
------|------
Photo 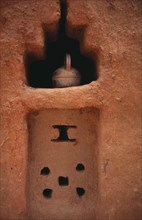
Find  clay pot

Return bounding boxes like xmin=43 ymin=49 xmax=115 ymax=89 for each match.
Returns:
xmin=52 ymin=54 xmax=81 ymax=88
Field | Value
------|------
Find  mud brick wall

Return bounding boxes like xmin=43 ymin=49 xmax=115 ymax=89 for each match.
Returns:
xmin=0 ymin=0 xmax=141 ymax=220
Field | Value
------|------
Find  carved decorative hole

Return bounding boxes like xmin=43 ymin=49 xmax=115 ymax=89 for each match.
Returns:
xmin=43 ymin=188 xmax=53 ymax=198
xmin=76 ymin=163 xmax=85 ymax=171
xmin=76 ymin=187 xmax=85 ymax=197
xmin=40 ymin=167 xmax=50 ymax=175
xmin=58 ymin=176 xmax=69 ymax=186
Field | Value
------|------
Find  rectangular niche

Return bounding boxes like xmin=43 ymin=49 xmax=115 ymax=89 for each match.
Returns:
xmin=26 ymin=108 xmax=99 ymax=220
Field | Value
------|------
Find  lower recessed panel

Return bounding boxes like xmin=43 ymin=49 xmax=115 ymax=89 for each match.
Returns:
xmin=27 ymin=108 xmax=99 ymax=220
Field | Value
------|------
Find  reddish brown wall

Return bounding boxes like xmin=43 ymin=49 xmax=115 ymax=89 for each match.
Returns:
xmin=0 ymin=0 xmax=141 ymax=219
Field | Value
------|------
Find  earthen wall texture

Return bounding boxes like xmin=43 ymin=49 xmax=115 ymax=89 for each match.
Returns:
xmin=0 ymin=0 xmax=141 ymax=220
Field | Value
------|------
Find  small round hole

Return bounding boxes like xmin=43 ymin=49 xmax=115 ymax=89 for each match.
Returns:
xmin=76 ymin=187 xmax=85 ymax=197
xmin=76 ymin=163 xmax=85 ymax=171
xmin=43 ymin=188 xmax=52 ymax=198
xmin=40 ymin=167 xmax=50 ymax=175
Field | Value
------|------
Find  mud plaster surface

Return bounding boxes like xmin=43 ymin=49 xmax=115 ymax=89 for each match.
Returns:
xmin=0 ymin=0 xmax=141 ymax=220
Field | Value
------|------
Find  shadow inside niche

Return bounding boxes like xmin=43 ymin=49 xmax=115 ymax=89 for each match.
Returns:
xmin=25 ymin=0 xmax=97 ymax=88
